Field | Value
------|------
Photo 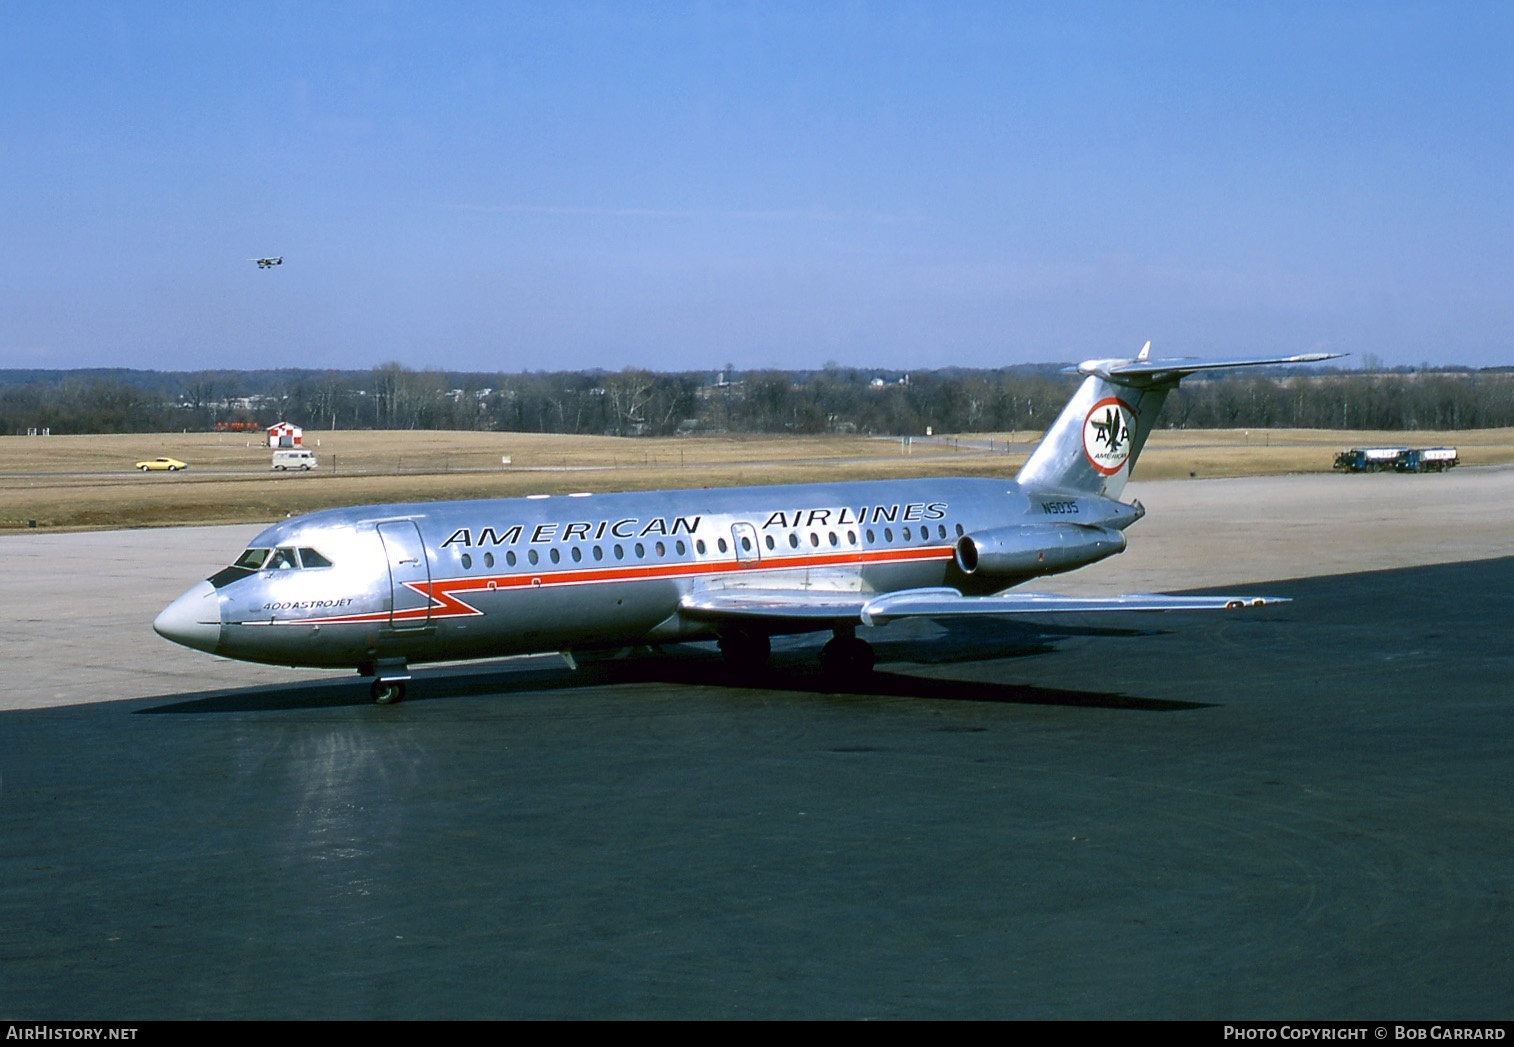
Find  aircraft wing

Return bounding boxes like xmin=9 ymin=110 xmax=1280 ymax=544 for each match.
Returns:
xmin=680 ymin=589 xmax=872 ymax=624
xmin=857 ymin=588 xmax=1287 ymax=626
xmin=680 ymin=587 xmax=1288 ymax=628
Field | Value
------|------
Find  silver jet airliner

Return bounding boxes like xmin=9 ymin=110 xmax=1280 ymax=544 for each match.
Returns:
xmin=155 ymin=345 xmax=1336 ymax=703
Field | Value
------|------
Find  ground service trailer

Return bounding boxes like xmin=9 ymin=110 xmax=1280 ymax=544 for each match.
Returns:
xmin=1394 ymin=447 xmax=1459 ymax=472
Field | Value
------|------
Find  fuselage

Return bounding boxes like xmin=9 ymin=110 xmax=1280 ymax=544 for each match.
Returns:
xmin=154 ymin=476 xmax=1136 ymax=672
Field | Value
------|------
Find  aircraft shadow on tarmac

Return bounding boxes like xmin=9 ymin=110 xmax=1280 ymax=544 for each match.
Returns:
xmin=137 ymin=616 xmax=1210 ymax=715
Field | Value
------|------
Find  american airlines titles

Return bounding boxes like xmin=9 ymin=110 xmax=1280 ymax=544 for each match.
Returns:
xmin=439 ymin=502 xmax=950 ymax=549
xmin=759 ymin=502 xmax=947 ymax=529
xmin=442 ymin=516 xmax=700 ymax=549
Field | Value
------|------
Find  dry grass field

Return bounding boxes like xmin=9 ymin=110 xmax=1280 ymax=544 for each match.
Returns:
xmin=2 ymin=426 xmax=1511 ymax=531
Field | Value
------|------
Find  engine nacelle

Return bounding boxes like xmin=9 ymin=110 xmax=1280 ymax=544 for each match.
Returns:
xmin=954 ymin=524 xmax=1126 ymax=581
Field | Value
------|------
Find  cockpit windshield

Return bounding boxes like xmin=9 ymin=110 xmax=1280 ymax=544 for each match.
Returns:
xmin=209 ymin=546 xmax=334 ymax=588
xmin=233 ymin=548 xmax=269 ymax=570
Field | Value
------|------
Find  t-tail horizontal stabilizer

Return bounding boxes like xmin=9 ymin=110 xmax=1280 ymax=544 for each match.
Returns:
xmin=1016 ymin=344 xmax=1343 ymax=499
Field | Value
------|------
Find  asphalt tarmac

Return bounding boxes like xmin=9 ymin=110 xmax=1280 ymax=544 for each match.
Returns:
xmin=2 ymin=473 xmax=1511 ymax=1018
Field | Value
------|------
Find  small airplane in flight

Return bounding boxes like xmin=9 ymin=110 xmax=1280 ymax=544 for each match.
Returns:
xmin=155 ymin=344 xmax=1338 ymax=703
xmin=252 ymin=257 xmax=283 ymax=269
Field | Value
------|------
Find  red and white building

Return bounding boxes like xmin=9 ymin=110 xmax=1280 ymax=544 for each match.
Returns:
xmin=267 ymin=422 xmax=304 ymax=449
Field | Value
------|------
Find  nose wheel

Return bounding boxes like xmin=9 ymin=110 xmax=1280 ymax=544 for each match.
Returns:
xmin=364 ymin=658 xmax=411 ymax=705
xmin=370 ymin=679 xmax=407 ymax=705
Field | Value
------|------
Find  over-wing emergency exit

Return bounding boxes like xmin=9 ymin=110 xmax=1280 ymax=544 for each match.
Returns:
xmin=155 ymin=345 xmax=1338 ymax=703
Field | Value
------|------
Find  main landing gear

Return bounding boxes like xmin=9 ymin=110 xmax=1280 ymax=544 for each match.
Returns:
xmin=819 ymin=631 xmax=875 ymax=676
xmin=717 ymin=629 xmax=770 ymax=672
xmin=717 ymin=626 xmax=876 ymax=678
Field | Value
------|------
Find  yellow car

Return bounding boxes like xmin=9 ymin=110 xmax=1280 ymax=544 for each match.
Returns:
xmin=135 ymin=457 xmax=187 ymax=472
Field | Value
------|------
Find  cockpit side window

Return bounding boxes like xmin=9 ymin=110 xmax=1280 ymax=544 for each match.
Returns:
xmin=298 ymin=548 xmax=333 ymax=568
xmin=268 ymin=548 xmax=299 ymax=570
xmin=234 ymin=548 xmax=270 ymax=570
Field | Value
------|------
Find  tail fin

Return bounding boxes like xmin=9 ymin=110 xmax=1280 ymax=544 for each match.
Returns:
xmin=1015 ymin=343 xmax=1341 ymax=499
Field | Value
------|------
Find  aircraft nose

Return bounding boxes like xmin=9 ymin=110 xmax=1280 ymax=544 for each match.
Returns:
xmin=154 ymin=581 xmax=223 ymax=654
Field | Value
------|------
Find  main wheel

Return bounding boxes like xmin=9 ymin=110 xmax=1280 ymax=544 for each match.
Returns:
xmin=820 ymin=636 xmax=875 ymax=677
xmin=718 ymin=630 xmax=770 ymax=672
xmin=371 ymin=680 xmax=406 ymax=705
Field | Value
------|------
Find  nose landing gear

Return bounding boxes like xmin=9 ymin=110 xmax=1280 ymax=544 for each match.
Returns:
xmin=361 ymin=658 xmax=411 ymax=705
xmin=370 ymin=679 xmax=407 ymax=705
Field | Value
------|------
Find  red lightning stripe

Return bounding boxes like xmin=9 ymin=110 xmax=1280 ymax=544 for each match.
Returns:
xmin=276 ymin=544 xmax=956 ymax=626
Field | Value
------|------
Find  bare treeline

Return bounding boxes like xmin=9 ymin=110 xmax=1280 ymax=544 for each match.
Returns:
xmin=2 ymin=363 xmax=1511 ymax=436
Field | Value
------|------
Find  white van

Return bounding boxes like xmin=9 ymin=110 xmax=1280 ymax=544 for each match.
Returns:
xmin=271 ymin=449 xmax=319 ymax=471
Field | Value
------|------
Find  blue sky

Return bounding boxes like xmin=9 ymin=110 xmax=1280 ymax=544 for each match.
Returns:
xmin=2 ymin=1 xmax=1510 ymax=373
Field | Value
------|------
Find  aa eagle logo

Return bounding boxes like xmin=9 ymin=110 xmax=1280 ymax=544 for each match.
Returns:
xmin=1082 ymin=397 xmax=1135 ymax=475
